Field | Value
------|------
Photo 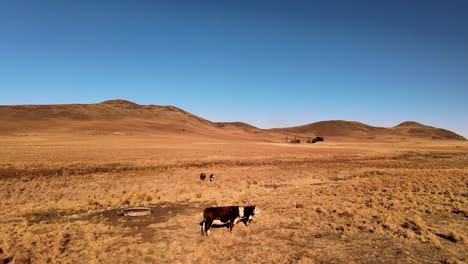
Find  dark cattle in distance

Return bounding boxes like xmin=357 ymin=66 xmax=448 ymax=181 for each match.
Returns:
xmin=209 ymin=174 xmax=214 ymax=182
xmin=307 ymin=137 xmax=324 ymax=143
xmin=200 ymin=205 xmax=257 ymax=236
xmin=312 ymin=136 xmax=324 ymax=143
xmin=200 ymin=172 xmax=206 ymax=180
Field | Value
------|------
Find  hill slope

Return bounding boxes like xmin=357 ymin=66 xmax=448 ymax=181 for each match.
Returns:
xmin=0 ymin=100 xmax=269 ymax=140
xmin=269 ymin=120 xmax=465 ymax=140
xmin=0 ymin=100 xmax=202 ymax=134
xmin=392 ymin=121 xmax=465 ymax=140
xmin=269 ymin=120 xmax=391 ymax=138
xmin=0 ymin=100 xmax=465 ymax=140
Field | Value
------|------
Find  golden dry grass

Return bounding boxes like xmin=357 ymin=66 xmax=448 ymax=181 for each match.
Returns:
xmin=0 ymin=134 xmax=467 ymax=263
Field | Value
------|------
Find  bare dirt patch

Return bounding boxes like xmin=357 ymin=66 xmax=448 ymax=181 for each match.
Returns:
xmin=91 ymin=202 xmax=209 ymax=241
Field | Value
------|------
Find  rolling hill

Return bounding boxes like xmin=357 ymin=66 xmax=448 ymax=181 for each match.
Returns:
xmin=268 ymin=120 xmax=391 ymax=138
xmin=392 ymin=121 xmax=466 ymax=140
xmin=269 ymin=120 xmax=466 ymax=140
xmin=0 ymin=99 xmax=465 ymax=141
xmin=0 ymin=99 xmax=209 ymax=135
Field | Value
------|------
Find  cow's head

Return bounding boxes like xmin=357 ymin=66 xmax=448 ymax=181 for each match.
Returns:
xmin=242 ymin=205 xmax=257 ymax=226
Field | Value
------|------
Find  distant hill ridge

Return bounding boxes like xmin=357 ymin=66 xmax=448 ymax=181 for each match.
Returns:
xmin=394 ymin=121 xmax=426 ymax=128
xmin=270 ymin=120 xmax=465 ymax=140
xmin=99 ymin=99 xmax=139 ymax=106
xmin=0 ymin=99 xmax=465 ymax=140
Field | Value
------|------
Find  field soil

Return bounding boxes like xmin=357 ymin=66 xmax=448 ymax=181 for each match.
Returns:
xmin=0 ymin=134 xmax=467 ymax=263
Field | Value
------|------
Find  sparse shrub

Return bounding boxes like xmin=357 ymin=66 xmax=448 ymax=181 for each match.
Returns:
xmin=176 ymin=188 xmax=189 ymax=195
xmin=135 ymin=192 xmax=147 ymax=202
xmin=435 ymin=230 xmax=466 ymax=244
xmin=338 ymin=209 xmax=354 ymax=218
xmin=315 ymin=207 xmax=327 ymax=214
xmin=441 ymin=257 xmax=464 ymax=264
xmin=330 ymin=176 xmax=346 ymax=181
xmin=122 ymin=198 xmax=130 ymax=206
xmin=145 ymin=194 xmax=153 ymax=202
xmin=87 ymin=197 xmax=101 ymax=207
xmin=296 ymin=256 xmax=316 ymax=264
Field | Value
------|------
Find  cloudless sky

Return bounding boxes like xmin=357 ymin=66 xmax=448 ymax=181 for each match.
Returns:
xmin=1 ymin=0 xmax=467 ymax=137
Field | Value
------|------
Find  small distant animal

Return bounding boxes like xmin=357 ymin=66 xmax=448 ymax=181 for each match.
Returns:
xmin=200 ymin=172 xmax=207 ymax=180
xmin=307 ymin=136 xmax=324 ymax=143
xmin=312 ymin=136 xmax=324 ymax=143
xmin=290 ymin=139 xmax=301 ymax=144
xmin=200 ymin=205 xmax=257 ymax=236
xmin=209 ymin=174 xmax=214 ymax=182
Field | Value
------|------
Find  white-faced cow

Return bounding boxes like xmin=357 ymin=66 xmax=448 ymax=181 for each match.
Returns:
xmin=209 ymin=174 xmax=214 ymax=182
xmin=200 ymin=205 xmax=257 ymax=235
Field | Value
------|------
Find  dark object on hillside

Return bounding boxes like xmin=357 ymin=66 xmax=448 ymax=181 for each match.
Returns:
xmin=307 ymin=137 xmax=324 ymax=143
xmin=209 ymin=174 xmax=214 ymax=182
xmin=200 ymin=172 xmax=207 ymax=180
xmin=313 ymin=136 xmax=324 ymax=143
xmin=290 ymin=139 xmax=301 ymax=144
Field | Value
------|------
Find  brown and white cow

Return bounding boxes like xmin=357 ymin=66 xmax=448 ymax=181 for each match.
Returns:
xmin=200 ymin=205 xmax=257 ymax=235
xmin=200 ymin=172 xmax=207 ymax=180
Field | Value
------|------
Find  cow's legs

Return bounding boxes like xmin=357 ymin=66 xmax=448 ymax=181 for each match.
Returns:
xmin=229 ymin=219 xmax=235 ymax=232
xmin=205 ymin=219 xmax=213 ymax=236
xmin=200 ymin=221 xmax=205 ymax=235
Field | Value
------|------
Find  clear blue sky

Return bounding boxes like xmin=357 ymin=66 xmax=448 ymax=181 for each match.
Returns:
xmin=1 ymin=1 xmax=467 ymax=136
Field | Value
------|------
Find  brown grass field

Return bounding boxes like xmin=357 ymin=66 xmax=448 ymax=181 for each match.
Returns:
xmin=0 ymin=132 xmax=467 ymax=264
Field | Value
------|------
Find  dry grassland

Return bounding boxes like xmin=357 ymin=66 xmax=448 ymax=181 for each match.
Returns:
xmin=0 ymin=135 xmax=467 ymax=263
